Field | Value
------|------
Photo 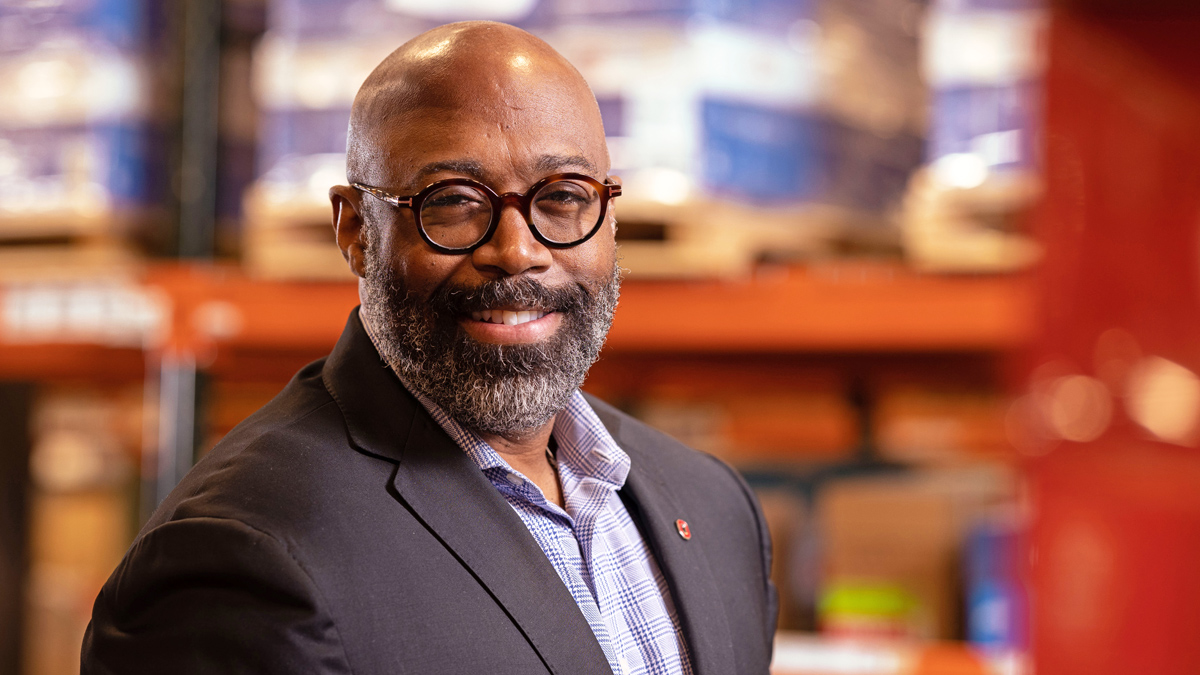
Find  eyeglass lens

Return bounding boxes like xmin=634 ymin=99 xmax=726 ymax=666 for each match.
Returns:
xmin=418 ymin=179 xmax=603 ymax=249
xmin=420 ymin=185 xmax=493 ymax=249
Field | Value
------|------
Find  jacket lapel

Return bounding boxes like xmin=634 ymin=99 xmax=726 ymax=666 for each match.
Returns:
xmin=322 ymin=310 xmax=612 ymax=675
xmin=590 ymin=397 xmax=737 ymax=675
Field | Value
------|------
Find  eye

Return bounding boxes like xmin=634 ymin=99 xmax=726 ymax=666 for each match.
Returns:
xmin=425 ymin=187 xmax=486 ymax=209
xmin=535 ymin=181 xmax=595 ymax=209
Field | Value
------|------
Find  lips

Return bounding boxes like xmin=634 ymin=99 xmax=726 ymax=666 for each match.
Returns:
xmin=469 ymin=309 xmax=551 ymax=326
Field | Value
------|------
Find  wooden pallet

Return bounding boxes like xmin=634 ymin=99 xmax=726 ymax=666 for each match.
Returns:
xmin=0 ymin=208 xmax=114 ymax=241
xmin=242 ymin=185 xmax=354 ymax=281
xmin=900 ymin=169 xmax=1042 ymax=273
xmin=614 ymin=197 xmax=887 ymax=278
xmin=0 ymin=205 xmax=151 ymax=280
xmin=0 ymin=239 xmax=142 ymax=282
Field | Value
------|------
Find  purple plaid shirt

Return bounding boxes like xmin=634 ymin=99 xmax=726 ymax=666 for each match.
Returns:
xmin=405 ymin=384 xmax=694 ymax=675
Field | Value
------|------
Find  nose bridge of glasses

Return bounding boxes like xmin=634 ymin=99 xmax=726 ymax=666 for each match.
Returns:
xmin=477 ymin=189 xmax=551 ymax=266
xmin=495 ymin=191 xmax=534 ymax=223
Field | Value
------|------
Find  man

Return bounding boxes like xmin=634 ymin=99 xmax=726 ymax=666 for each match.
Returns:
xmin=83 ymin=21 xmax=776 ymax=675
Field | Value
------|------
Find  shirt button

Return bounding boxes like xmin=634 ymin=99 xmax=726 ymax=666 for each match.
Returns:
xmin=506 ymin=473 xmax=523 ymax=486
xmin=594 ymin=447 xmax=611 ymax=462
xmin=616 ymin=655 xmax=628 ymax=672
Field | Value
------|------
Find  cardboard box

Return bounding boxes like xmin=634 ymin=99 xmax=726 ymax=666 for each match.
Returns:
xmin=817 ymin=467 xmax=1015 ymax=640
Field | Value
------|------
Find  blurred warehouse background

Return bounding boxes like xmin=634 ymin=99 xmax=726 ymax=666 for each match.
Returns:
xmin=1 ymin=0 xmax=1198 ymax=674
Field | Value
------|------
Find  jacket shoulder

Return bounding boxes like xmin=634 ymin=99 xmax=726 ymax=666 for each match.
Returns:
xmin=144 ymin=357 xmax=386 ymax=540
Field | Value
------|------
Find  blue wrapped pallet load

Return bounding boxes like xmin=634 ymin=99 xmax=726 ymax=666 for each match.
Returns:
xmin=925 ymin=0 xmax=1043 ymax=182
xmin=0 ymin=0 xmax=167 ymax=276
xmin=540 ymin=0 xmax=926 ymax=277
xmin=901 ymin=0 xmax=1045 ymax=272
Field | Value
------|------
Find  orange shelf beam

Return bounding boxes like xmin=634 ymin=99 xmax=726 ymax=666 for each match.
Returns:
xmin=607 ymin=266 xmax=1036 ymax=353
xmin=0 ymin=344 xmax=146 ymax=383
xmin=0 ymin=262 xmax=1036 ymax=383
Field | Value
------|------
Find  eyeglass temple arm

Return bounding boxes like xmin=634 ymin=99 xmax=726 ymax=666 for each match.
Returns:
xmin=352 ymin=183 xmax=413 ymax=207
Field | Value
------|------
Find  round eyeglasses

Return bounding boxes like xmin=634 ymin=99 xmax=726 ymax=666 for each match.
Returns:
xmin=352 ymin=172 xmax=622 ymax=254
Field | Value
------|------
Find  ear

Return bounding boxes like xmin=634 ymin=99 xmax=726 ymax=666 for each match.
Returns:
xmin=330 ymin=185 xmax=368 ymax=278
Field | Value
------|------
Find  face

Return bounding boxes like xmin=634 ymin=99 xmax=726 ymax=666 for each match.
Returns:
xmin=336 ymin=66 xmax=621 ymax=435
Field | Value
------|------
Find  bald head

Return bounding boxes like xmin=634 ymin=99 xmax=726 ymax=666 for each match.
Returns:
xmin=346 ymin=22 xmax=607 ymax=186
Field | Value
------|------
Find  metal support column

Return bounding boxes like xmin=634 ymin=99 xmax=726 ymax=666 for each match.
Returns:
xmin=177 ymin=0 xmax=223 ymax=259
xmin=143 ymin=0 xmax=222 ymax=519
xmin=142 ymin=354 xmax=207 ymax=520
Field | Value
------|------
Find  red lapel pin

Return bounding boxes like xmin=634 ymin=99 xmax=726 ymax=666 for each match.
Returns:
xmin=675 ymin=519 xmax=691 ymax=540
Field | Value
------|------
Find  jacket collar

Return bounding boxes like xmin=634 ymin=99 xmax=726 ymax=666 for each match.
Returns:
xmin=320 ymin=308 xmax=415 ymax=464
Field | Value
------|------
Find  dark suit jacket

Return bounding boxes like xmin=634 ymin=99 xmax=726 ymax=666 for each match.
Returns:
xmin=82 ymin=310 xmax=777 ymax=674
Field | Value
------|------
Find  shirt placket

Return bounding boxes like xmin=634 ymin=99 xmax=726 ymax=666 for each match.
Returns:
xmin=567 ymin=464 xmax=647 ymax=672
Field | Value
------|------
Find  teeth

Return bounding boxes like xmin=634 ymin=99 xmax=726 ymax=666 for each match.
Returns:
xmin=471 ymin=309 xmax=547 ymax=325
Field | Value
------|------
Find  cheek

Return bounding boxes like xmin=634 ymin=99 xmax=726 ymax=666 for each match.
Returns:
xmin=397 ymin=248 xmax=467 ymax=298
xmin=558 ymin=229 xmax=618 ymax=283
xmin=377 ymin=220 xmax=458 ymax=296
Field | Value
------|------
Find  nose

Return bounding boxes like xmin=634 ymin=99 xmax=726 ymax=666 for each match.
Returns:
xmin=469 ymin=199 xmax=552 ymax=277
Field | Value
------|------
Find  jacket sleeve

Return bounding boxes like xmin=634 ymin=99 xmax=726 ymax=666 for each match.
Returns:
xmin=716 ymin=457 xmax=779 ymax=658
xmin=749 ymin=481 xmax=780 ymax=656
xmin=81 ymin=516 xmax=352 ymax=675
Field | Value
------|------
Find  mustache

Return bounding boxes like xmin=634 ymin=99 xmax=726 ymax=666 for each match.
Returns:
xmin=424 ymin=276 xmax=592 ymax=319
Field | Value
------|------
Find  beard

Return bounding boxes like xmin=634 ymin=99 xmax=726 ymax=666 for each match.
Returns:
xmin=359 ymin=247 xmax=621 ymax=436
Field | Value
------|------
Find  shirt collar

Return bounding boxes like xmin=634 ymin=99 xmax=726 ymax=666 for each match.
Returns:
xmin=405 ymin=381 xmax=630 ymax=491
xmin=552 ymin=393 xmax=630 ymax=490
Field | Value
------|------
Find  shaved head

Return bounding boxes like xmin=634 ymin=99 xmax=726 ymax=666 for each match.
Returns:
xmin=346 ymin=21 xmax=608 ymax=186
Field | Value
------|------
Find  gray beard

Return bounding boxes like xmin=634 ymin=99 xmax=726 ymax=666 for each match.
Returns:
xmin=360 ymin=249 xmax=621 ymax=436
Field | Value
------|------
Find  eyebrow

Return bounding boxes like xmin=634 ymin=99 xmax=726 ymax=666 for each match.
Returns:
xmin=534 ymin=154 xmax=601 ymax=178
xmin=411 ymin=159 xmax=488 ymax=186
xmin=409 ymin=154 xmax=602 ymax=189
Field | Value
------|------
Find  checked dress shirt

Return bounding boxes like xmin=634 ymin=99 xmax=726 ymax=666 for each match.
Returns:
xmin=405 ymin=383 xmax=695 ymax=675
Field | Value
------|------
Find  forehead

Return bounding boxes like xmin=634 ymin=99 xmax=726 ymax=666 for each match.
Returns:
xmin=366 ymin=75 xmax=609 ymax=189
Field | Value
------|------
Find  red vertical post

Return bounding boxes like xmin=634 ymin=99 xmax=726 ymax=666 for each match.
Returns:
xmin=1029 ymin=8 xmax=1200 ymax=675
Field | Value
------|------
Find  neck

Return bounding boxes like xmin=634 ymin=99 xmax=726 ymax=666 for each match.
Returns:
xmin=477 ymin=420 xmax=554 ymax=457
xmin=478 ymin=420 xmax=563 ymax=508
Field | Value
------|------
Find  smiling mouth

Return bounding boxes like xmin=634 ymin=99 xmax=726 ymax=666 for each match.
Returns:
xmin=468 ymin=309 xmax=551 ymax=326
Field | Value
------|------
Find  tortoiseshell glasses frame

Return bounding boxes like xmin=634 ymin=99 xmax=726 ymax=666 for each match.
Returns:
xmin=352 ymin=172 xmax=622 ymax=254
